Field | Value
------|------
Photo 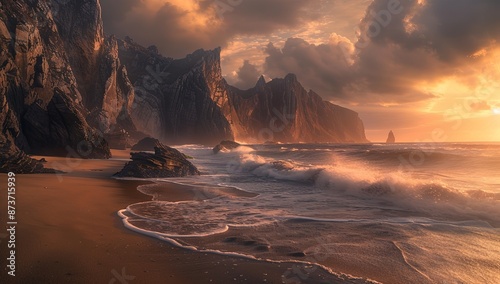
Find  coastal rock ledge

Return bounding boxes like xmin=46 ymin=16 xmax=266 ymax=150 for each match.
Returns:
xmin=213 ymin=140 xmax=241 ymax=154
xmin=131 ymin=137 xmax=161 ymax=152
xmin=114 ymin=143 xmax=200 ymax=178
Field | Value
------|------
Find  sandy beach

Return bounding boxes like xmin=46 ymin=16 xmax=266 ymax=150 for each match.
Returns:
xmin=0 ymin=150 xmax=353 ymax=284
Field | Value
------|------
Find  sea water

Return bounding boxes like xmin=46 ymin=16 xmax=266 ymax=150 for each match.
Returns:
xmin=118 ymin=143 xmax=500 ymax=283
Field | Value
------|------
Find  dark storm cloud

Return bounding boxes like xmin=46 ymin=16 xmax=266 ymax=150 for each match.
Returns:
xmin=354 ymin=0 xmax=500 ymax=98
xmin=233 ymin=60 xmax=261 ymax=89
xmin=99 ymin=0 xmax=139 ymax=33
xmin=411 ymin=0 xmax=500 ymax=62
xmin=264 ymin=37 xmax=354 ymax=94
xmin=220 ymin=0 xmax=317 ymax=34
xmin=255 ymin=0 xmax=500 ymax=104
xmin=100 ymin=0 xmax=313 ymax=58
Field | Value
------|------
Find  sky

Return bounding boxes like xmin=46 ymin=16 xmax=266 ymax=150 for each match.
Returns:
xmin=100 ymin=0 xmax=500 ymax=142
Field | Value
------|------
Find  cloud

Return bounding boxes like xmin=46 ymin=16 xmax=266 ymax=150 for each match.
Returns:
xmin=353 ymin=0 xmax=500 ymax=98
xmin=263 ymin=36 xmax=354 ymax=95
xmin=233 ymin=60 xmax=261 ymax=89
xmin=246 ymin=0 xmax=500 ymax=104
xmin=469 ymin=101 xmax=492 ymax=112
xmin=101 ymin=0 xmax=500 ymax=106
xmin=100 ymin=0 xmax=314 ymax=58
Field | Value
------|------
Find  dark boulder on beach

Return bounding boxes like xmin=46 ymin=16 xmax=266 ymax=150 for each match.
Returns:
xmin=0 ymin=139 xmax=59 ymax=174
xmin=213 ymin=140 xmax=241 ymax=154
xmin=288 ymin=252 xmax=307 ymax=258
xmin=114 ymin=143 xmax=200 ymax=178
xmin=131 ymin=137 xmax=161 ymax=152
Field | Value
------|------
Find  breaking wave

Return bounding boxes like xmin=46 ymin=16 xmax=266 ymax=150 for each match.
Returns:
xmin=215 ymin=147 xmax=500 ymax=226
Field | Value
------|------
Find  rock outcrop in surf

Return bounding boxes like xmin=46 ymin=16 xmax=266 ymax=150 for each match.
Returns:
xmin=213 ymin=141 xmax=242 ymax=154
xmin=386 ymin=131 xmax=396 ymax=144
xmin=114 ymin=143 xmax=200 ymax=178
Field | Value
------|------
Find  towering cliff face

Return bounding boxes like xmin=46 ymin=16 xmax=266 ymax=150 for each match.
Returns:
xmin=51 ymin=0 xmax=104 ymax=101
xmin=0 ymin=0 xmax=110 ymax=172
xmin=115 ymin=41 xmax=367 ymax=144
xmin=0 ymin=0 xmax=368 ymax=173
xmin=52 ymin=0 xmax=135 ymax=134
xmin=117 ymin=38 xmax=233 ymax=144
xmin=218 ymin=74 xmax=368 ymax=143
xmin=88 ymin=36 xmax=136 ymax=134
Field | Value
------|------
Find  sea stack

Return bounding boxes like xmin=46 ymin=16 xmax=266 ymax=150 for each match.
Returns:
xmin=386 ymin=131 xmax=396 ymax=144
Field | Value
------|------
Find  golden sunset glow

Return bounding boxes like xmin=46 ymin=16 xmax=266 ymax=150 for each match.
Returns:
xmin=101 ymin=0 xmax=500 ymax=142
xmin=2 ymin=2 xmax=500 ymax=284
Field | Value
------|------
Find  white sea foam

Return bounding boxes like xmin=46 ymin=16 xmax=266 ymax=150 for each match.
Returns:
xmin=208 ymin=145 xmax=500 ymax=226
xmin=118 ymin=143 xmax=500 ymax=284
xmin=117 ymin=209 xmax=381 ymax=284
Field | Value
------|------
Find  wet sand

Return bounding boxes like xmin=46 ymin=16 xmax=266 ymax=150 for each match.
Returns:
xmin=0 ymin=150 xmax=356 ymax=284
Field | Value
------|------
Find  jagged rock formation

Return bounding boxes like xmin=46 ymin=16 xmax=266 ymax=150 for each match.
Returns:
xmin=219 ymin=74 xmax=368 ymax=143
xmin=213 ymin=140 xmax=241 ymax=154
xmin=117 ymin=42 xmax=367 ymax=144
xmin=52 ymin=1 xmax=136 ymax=134
xmin=0 ymin=0 xmax=111 ymax=172
xmin=386 ymin=131 xmax=396 ymax=144
xmin=114 ymin=143 xmax=200 ymax=178
xmin=0 ymin=136 xmax=58 ymax=173
xmin=117 ymin=38 xmax=233 ymax=144
xmin=131 ymin=137 xmax=161 ymax=152
xmin=1 ymin=0 xmax=369 ymax=174
xmin=87 ymin=36 xmax=136 ymax=134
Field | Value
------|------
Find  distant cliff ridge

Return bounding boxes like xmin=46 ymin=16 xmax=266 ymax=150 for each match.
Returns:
xmin=0 ymin=0 xmax=368 ymax=172
xmin=222 ymin=74 xmax=368 ymax=143
xmin=117 ymin=40 xmax=368 ymax=144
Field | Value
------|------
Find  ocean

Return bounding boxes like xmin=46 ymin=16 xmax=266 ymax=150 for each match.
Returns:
xmin=118 ymin=143 xmax=500 ymax=283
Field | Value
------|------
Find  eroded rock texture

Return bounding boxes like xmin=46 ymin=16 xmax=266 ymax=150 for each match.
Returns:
xmin=220 ymin=74 xmax=368 ymax=143
xmin=117 ymin=39 xmax=233 ymax=144
xmin=1 ymin=0 xmax=369 ymax=175
xmin=0 ymin=0 xmax=110 ymax=173
xmin=114 ymin=143 xmax=200 ymax=178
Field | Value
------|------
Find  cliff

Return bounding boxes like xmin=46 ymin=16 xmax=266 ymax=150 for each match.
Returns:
xmin=52 ymin=0 xmax=136 ymax=134
xmin=116 ymin=43 xmax=367 ymax=144
xmin=117 ymin=38 xmax=233 ymax=144
xmin=0 ymin=0 xmax=368 ymax=173
xmin=220 ymin=74 xmax=368 ymax=143
xmin=0 ymin=0 xmax=111 ymax=172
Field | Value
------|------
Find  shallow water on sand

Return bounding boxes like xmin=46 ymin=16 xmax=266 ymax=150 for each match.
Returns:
xmin=118 ymin=143 xmax=500 ymax=283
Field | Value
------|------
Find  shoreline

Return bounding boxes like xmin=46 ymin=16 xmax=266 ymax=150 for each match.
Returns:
xmin=0 ymin=149 xmax=369 ymax=284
